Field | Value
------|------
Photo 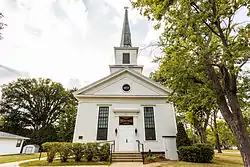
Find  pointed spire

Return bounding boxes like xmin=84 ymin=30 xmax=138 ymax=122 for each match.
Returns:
xmin=120 ymin=7 xmax=132 ymax=47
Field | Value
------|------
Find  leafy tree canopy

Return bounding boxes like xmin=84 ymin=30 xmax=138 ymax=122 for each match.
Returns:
xmin=132 ymin=0 xmax=250 ymax=165
xmin=0 ymin=78 xmax=77 ymax=144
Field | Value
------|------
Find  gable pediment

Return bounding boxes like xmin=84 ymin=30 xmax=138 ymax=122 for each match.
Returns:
xmin=74 ymin=69 xmax=171 ymax=97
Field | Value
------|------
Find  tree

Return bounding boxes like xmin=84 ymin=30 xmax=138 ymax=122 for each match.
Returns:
xmin=176 ymin=122 xmax=191 ymax=148
xmin=210 ymin=110 xmax=222 ymax=153
xmin=56 ymin=88 xmax=78 ymax=142
xmin=207 ymin=120 xmax=237 ymax=149
xmin=57 ymin=99 xmax=77 ymax=142
xmin=150 ymin=53 xmax=216 ymax=144
xmin=0 ymin=78 xmax=77 ymax=144
xmin=132 ymin=0 xmax=250 ymax=166
xmin=217 ymin=120 xmax=237 ymax=149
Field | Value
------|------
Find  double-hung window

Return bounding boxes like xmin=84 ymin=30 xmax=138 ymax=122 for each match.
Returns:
xmin=144 ymin=107 xmax=156 ymax=140
xmin=96 ymin=107 xmax=109 ymax=140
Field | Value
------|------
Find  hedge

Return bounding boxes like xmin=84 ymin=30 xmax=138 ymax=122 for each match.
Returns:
xmin=42 ymin=142 xmax=60 ymax=163
xmin=42 ymin=142 xmax=110 ymax=163
xmin=178 ymin=143 xmax=214 ymax=163
xmin=72 ymin=143 xmax=86 ymax=162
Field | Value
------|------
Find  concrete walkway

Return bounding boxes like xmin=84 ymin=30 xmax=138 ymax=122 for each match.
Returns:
xmin=110 ymin=162 xmax=160 ymax=167
xmin=0 ymin=159 xmax=160 ymax=167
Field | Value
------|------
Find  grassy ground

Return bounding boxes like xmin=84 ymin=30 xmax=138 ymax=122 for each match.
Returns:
xmin=158 ymin=153 xmax=243 ymax=167
xmin=0 ymin=152 xmax=46 ymax=164
xmin=19 ymin=159 xmax=110 ymax=166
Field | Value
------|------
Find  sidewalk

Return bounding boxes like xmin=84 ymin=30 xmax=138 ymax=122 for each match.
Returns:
xmin=0 ymin=160 xmax=160 ymax=167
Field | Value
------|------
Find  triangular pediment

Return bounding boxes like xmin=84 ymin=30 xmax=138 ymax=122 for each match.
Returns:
xmin=74 ymin=69 xmax=171 ymax=97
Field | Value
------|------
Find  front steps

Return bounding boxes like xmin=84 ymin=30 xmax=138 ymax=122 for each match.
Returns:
xmin=112 ymin=152 xmax=143 ymax=162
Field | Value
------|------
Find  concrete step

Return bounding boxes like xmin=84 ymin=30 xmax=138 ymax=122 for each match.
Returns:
xmin=112 ymin=153 xmax=142 ymax=158
xmin=112 ymin=159 xmax=143 ymax=162
xmin=112 ymin=156 xmax=142 ymax=159
xmin=112 ymin=152 xmax=143 ymax=162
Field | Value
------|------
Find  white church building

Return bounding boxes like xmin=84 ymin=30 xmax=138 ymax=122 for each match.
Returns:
xmin=73 ymin=7 xmax=178 ymax=160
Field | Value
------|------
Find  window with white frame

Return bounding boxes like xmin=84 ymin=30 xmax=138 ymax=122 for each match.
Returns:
xmin=96 ymin=107 xmax=109 ymax=140
xmin=144 ymin=107 xmax=156 ymax=140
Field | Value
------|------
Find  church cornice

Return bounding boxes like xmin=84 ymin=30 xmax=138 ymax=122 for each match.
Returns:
xmin=74 ymin=68 xmax=172 ymax=96
xmin=75 ymin=95 xmax=168 ymax=99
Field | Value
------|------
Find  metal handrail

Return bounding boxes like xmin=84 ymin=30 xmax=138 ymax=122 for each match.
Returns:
xmin=136 ymin=140 xmax=145 ymax=164
xmin=110 ymin=140 xmax=115 ymax=163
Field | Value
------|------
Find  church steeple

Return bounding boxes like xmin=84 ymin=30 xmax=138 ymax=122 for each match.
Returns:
xmin=120 ymin=7 xmax=132 ymax=47
xmin=110 ymin=7 xmax=143 ymax=74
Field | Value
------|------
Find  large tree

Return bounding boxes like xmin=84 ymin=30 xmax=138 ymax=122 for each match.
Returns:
xmin=133 ymin=0 xmax=250 ymax=166
xmin=150 ymin=57 xmax=216 ymax=144
xmin=56 ymin=89 xmax=77 ymax=142
xmin=0 ymin=78 xmax=77 ymax=144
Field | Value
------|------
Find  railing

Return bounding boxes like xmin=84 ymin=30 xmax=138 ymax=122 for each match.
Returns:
xmin=109 ymin=140 xmax=115 ymax=163
xmin=136 ymin=140 xmax=145 ymax=164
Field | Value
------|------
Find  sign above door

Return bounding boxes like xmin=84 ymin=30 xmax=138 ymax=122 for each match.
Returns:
xmin=119 ymin=116 xmax=133 ymax=125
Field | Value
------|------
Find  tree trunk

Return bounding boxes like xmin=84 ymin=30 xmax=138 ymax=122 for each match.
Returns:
xmin=229 ymin=116 xmax=250 ymax=167
xmin=213 ymin=111 xmax=222 ymax=153
xmin=205 ymin=63 xmax=250 ymax=167
xmin=200 ymin=129 xmax=208 ymax=143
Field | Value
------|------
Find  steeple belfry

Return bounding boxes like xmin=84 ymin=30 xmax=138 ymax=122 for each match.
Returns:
xmin=120 ymin=7 xmax=132 ymax=47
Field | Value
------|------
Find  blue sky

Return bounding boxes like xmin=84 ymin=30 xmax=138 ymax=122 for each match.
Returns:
xmin=0 ymin=0 xmax=249 ymax=88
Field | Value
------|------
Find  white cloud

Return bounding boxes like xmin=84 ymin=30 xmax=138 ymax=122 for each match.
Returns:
xmin=0 ymin=0 xmax=161 ymax=88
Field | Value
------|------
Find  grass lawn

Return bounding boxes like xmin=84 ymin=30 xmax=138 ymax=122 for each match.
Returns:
xmin=0 ymin=152 xmax=47 ymax=164
xmin=158 ymin=152 xmax=243 ymax=167
xmin=19 ymin=159 xmax=110 ymax=166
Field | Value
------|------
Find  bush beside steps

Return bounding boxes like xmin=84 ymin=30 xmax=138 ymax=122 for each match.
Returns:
xmin=42 ymin=142 xmax=110 ymax=163
xmin=178 ymin=143 xmax=214 ymax=163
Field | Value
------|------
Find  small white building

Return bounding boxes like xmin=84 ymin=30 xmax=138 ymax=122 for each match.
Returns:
xmin=73 ymin=8 xmax=178 ymax=160
xmin=23 ymin=145 xmax=40 ymax=154
xmin=0 ymin=131 xmax=29 ymax=155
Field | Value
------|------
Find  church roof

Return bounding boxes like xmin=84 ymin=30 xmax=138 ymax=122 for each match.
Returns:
xmin=120 ymin=7 xmax=132 ymax=47
xmin=74 ymin=68 xmax=171 ymax=96
xmin=0 ymin=131 xmax=30 ymax=140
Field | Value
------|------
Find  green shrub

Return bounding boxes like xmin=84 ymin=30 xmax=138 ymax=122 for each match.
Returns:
xmin=58 ymin=142 xmax=72 ymax=162
xmin=155 ymin=154 xmax=166 ymax=161
xmin=194 ymin=143 xmax=214 ymax=162
xmin=85 ymin=143 xmax=99 ymax=162
xmin=72 ymin=143 xmax=86 ymax=162
xmin=42 ymin=142 xmax=60 ymax=163
xmin=178 ymin=143 xmax=214 ymax=163
xmin=145 ymin=155 xmax=157 ymax=162
xmin=98 ymin=143 xmax=110 ymax=161
xmin=176 ymin=122 xmax=191 ymax=148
